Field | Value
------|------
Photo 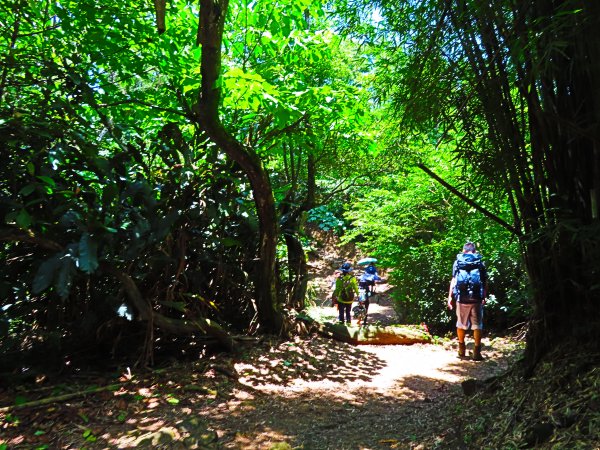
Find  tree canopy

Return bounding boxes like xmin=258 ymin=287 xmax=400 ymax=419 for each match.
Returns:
xmin=1 ymin=0 xmax=598 ymax=372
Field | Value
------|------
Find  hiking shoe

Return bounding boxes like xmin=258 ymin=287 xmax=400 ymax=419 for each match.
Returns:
xmin=473 ymin=345 xmax=483 ymax=361
xmin=458 ymin=342 xmax=466 ymax=358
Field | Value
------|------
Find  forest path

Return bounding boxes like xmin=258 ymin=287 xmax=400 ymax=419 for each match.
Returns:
xmin=198 ymin=236 xmax=522 ymax=449
xmin=204 ymin=243 xmax=519 ymax=449
xmin=214 ymin=333 xmax=517 ymax=450
xmin=0 ymin=236 xmax=521 ymax=450
xmin=0 ymin=332 xmax=519 ymax=450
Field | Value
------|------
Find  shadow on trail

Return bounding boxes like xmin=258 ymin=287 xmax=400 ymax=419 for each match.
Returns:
xmin=0 ymin=333 xmax=517 ymax=450
xmin=215 ymin=374 xmax=469 ymax=450
xmin=237 ymin=337 xmax=387 ymax=386
xmin=220 ymin=340 xmax=516 ymax=450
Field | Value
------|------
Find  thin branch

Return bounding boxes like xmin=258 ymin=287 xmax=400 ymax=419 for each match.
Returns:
xmin=416 ymin=163 xmax=521 ymax=236
xmin=101 ymin=263 xmax=235 ymax=351
xmin=0 ymin=228 xmax=63 ymax=252
xmin=256 ymin=114 xmax=308 ymax=146
xmin=16 ymin=24 xmax=60 ymax=38
xmin=0 ymin=384 xmax=123 ymax=414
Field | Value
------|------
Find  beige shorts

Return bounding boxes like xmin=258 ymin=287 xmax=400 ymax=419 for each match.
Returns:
xmin=456 ymin=302 xmax=483 ymax=330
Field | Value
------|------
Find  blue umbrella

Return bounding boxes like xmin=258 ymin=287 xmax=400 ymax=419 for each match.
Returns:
xmin=357 ymin=257 xmax=377 ymax=266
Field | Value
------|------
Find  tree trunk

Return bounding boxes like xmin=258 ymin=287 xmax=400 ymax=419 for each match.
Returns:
xmin=196 ymin=0 xmax=283 ymax=334
xmin=281 ymin=153 xmax=316 ymax=310
xmin=284 ymin=233 xmax=308 ymax=310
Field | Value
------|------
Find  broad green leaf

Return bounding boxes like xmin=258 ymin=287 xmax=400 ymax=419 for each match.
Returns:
xmin=19 ymin=184 xmax=37 ymax=197
xmin=221 ymin=237 xmax=241 ymax=247
xmin=101 ymin=183 xmax=119 ymax=205
xmin=152 ymin=210 xmax=180 ymax=241
xmin=55 ymin=255 xmax=76 ymax=299
xmin=16 ymin=209 xmax=32 ymax=229
xmin=36 ymin=176 xmax=56 ymax=188
xmin=79 ymin=233 xmax=99 ymax=273
xmin=56 ymin=190 xmax=75 ymax=199
xmin=32 ymin=255 xmax=61 ymax=294
xmin=14 ymin=395 xmax=28 ymax=405
xmin=159 ymin=301 xmax=186 ymax=313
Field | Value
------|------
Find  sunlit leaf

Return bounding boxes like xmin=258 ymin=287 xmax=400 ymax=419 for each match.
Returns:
xmin=166 ymin=395 xmax=179 ymax=405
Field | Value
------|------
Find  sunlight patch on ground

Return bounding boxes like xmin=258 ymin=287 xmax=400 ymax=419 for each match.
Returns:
xmin=237 ymin=339 xmax=510 ymax=402
xmin=236 ymin=342 xmax=476 ymax=403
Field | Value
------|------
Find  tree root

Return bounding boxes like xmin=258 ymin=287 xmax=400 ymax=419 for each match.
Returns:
xmin=102 ymin=263 xmax=235 ymax=352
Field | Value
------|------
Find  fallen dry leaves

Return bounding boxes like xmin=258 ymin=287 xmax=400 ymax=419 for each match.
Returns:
xmin=0 ymin=332 xmax=522 ymax=449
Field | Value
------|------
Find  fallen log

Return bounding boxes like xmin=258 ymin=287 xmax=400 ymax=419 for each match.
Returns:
xmin=297 ymin=315 xmax=431 ymax=345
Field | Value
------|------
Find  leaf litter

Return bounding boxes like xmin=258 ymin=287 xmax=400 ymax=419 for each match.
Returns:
xmin=1 ymin=236 xmax=597 ymax=449
xmin=1 ymin=311 xmax=523 ymax=449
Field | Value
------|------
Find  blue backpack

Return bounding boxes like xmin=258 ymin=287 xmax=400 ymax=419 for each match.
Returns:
xmin=365 ymin=265 xmax=377 ymax=275
xmin=453 ymin=253 xmax=485 ymax=301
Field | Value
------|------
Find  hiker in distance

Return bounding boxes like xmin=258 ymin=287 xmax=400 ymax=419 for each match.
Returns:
xmin=447 ymin=242 xmax=488 ymax=361
xmin=357 ymin=262 xmax=382 ymax=324
xmin=333 ymin=262 xmax=359 ymax=325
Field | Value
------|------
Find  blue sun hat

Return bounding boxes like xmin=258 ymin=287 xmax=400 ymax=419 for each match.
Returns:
xmin=340 ymin=262 xmax=353 ymax=273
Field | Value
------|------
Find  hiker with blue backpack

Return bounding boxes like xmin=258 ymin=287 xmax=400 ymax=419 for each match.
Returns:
xmin=357 ymin=263 xmax=381 ymax=324
xmin=333 ymin=262 xmax=359 ymax=325
xmin=447 ymin=242 xmax=488 ymax=361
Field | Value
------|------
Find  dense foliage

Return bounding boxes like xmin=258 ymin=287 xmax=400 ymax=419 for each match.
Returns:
xmin=340 ymin=150 xmax=529 ymax=333
xmin=1 ymin=0 xmax=596 ymax=372
xmin=0 ymin=0 xmax=380 ymax=368
xmin=334 ymin=0 xmax=600 ymax=365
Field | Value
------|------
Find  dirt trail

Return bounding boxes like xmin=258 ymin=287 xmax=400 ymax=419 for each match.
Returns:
xmin=3 ymin=332 xmax=512 ymax=450
xmin=206 ymin=256 xmax=519 ymax=450
xmin=0 ymin=240 xmax=520 ymax=450
xmin=201 ymin=242 xmax=519 ymax=449
xmin=214 ymin=332 xmax=516 ymax=450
